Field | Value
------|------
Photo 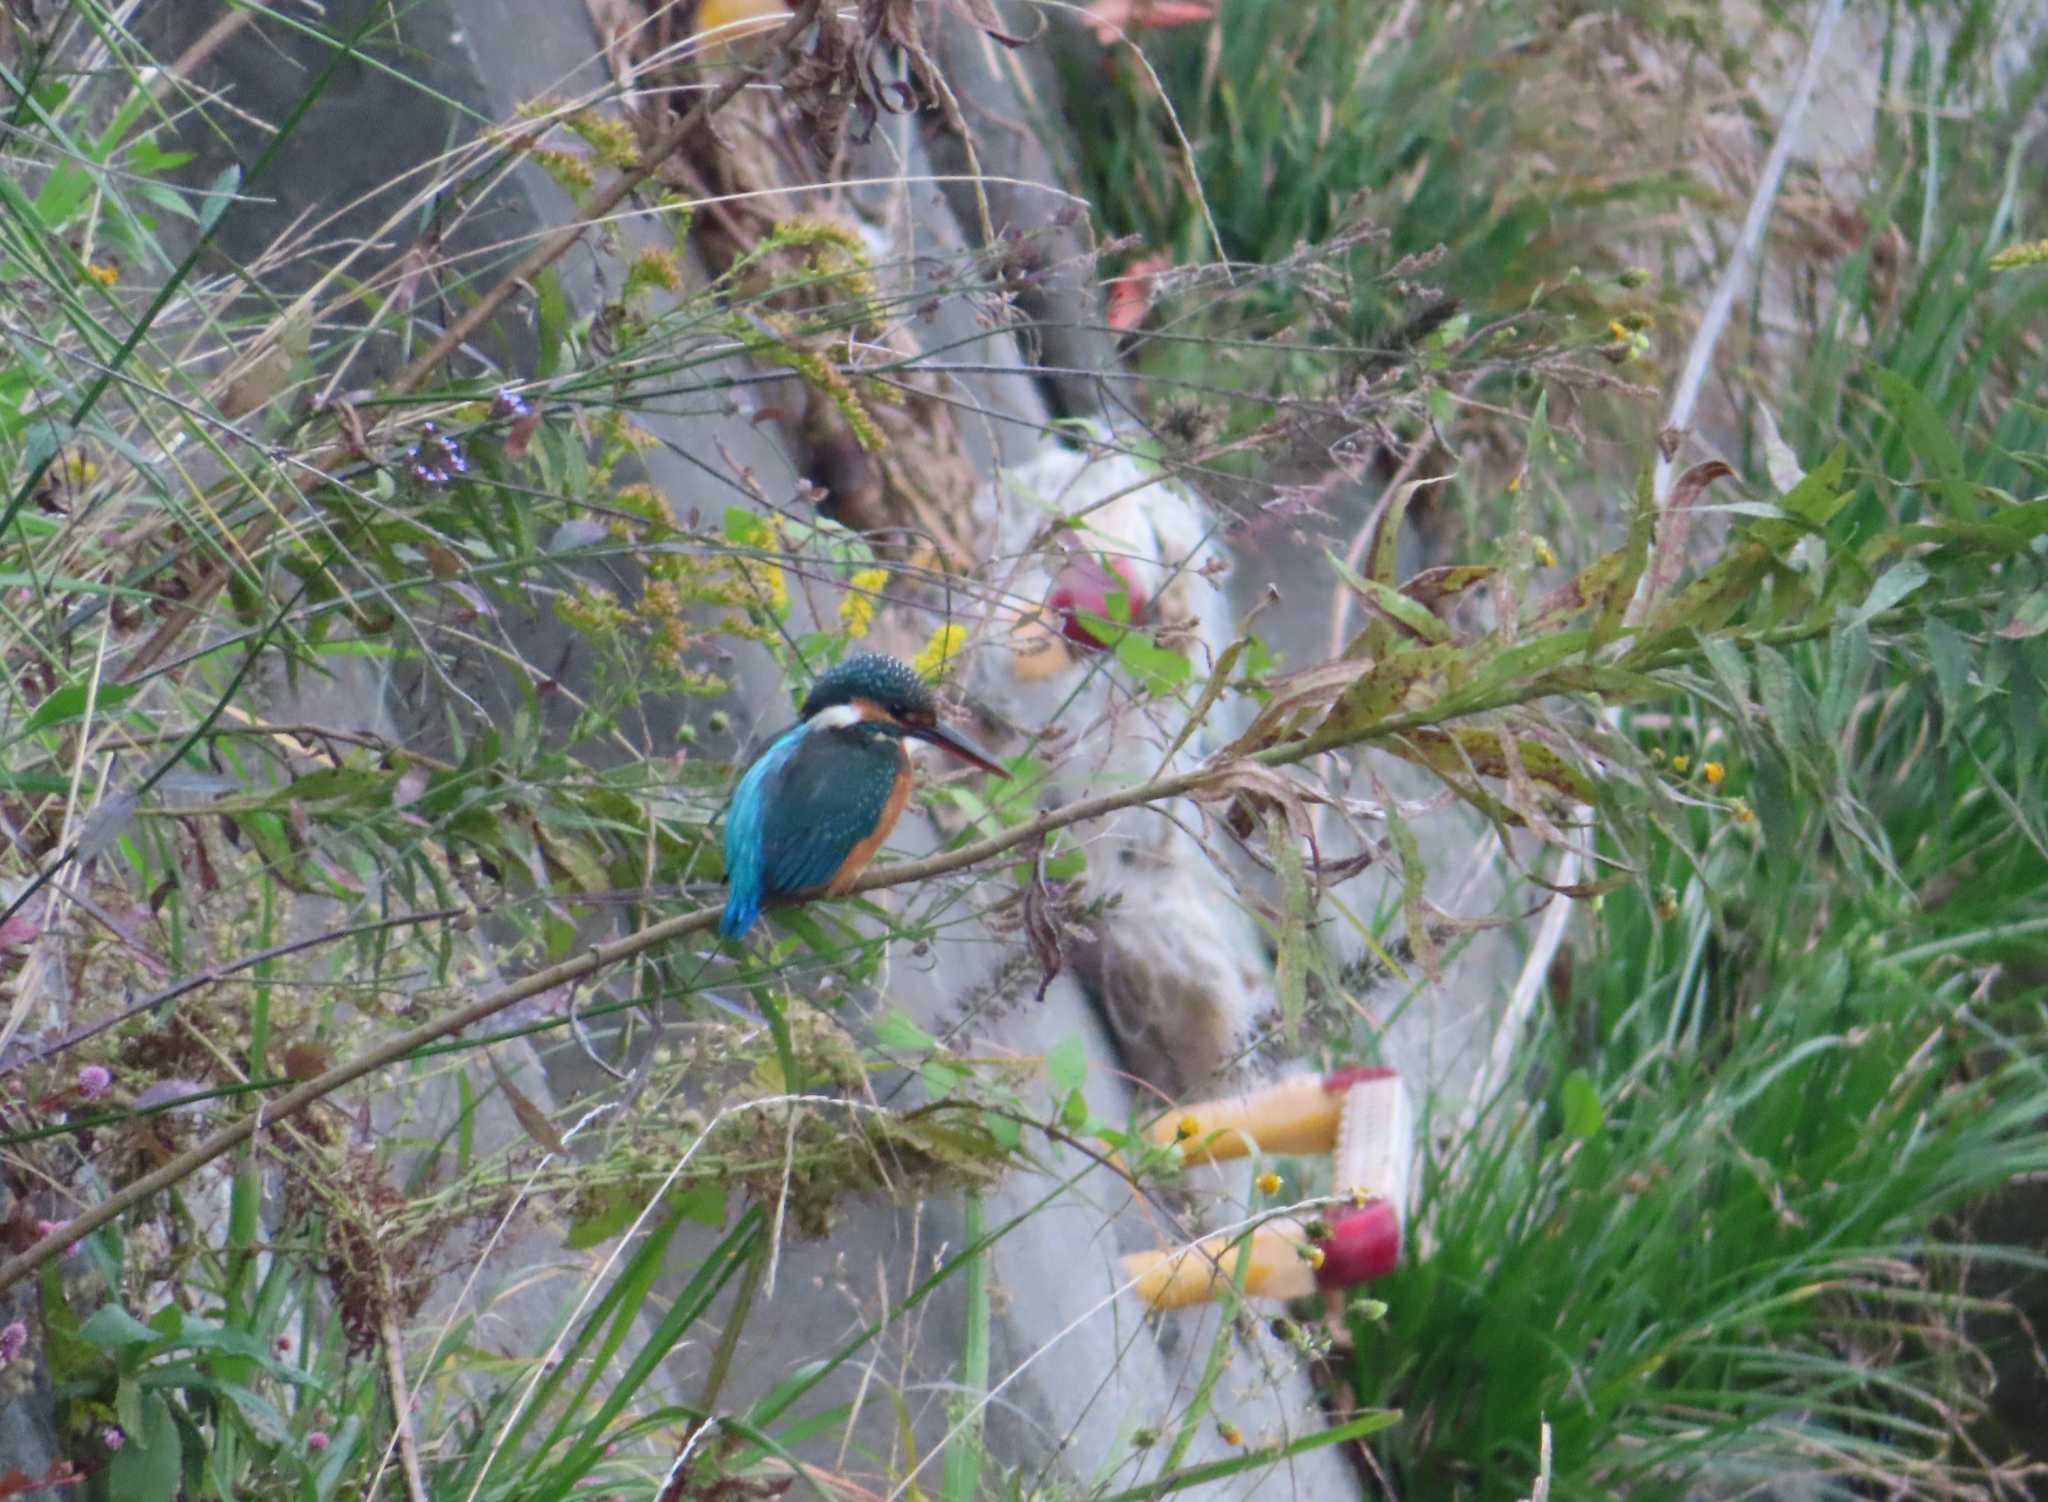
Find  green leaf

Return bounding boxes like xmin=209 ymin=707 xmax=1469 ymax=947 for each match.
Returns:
xmin=1328 ymin=549 xmax=1451 ymax=643
xmin=1046 ymin=1035 xmax=1088 ymax=1098
xmin=218 ymin=1381 xmax=292 ymax=1444
xmin=1468 ymin=631 xmax=1593 ymax=696
xmin=1367 ymin=475 xmax=1451 ymax=586
xmin=109 ymin=1391 xmax=182 ymax=1502
xmin=921 ymin=1060 xmax=966 ymax=1097
xmin=1844 ymin=560 xmax=1930 ymax=628
xmin=198 ymin=163 xmax=242 ymax=236
xmin=1113 ymin=628 xmax=1192 ymax=693
xmin=566 ymin=1184 xmax=644 ymax=1250
xmin=1923 ymin=619 xmax=1970 ymax=729
xmin=1701 ymin=636 xmax=1753 ymax=723
xmin=1999 ymin=589 xmax=2048 ymax=640
xmin=1321 ymin=641 xmax=1470 ymax=740
xmin=1775 ymin=444 xmax=1852 ymax=529
xmin=873 ymin=1010 xmax=938 ymax=1053
xmin=1635 ymin=542 xmax=1775 ymax=644
xmin=80 ymin=1304 xmax=162 ymax=1351
xmin=1871 ymin=368 xmax=1972 ymax=514
xmin=535 ymin=268 xmax=571 ymax=379
xmin=1395 ymin=727 xmax=1597 ymax=806
xmin=1591 ymin=466 xmax=1657 ymax=654
xmin=162 ymin=1317 xmax=315 ymax=1379
xmin=1060 ymin=1087 xmax=1091 ymax=1130
xmin=1527 ymin=547 xmax=1626 ymax=633
xmin=675 ymin=1182 xmax=729 ymax=1227
xmin=311 ymin=1416 xmax=362 ymax=1500
xmin=33 ymin=164 xmax=93 ymax=228
xmin=16 ymin=679 xmax=140 ymax=738
xmin=116 ymin=1375 xmax=144 ymax=1437
xmin=1560 ymin=1069 xmax=1603 ymax=1138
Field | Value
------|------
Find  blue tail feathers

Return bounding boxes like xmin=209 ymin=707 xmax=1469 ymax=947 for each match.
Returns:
xmin=718 ymin=890 xmax=760 ymax=940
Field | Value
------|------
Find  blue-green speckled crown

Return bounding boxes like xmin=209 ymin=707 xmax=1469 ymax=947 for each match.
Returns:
xmin=801 ymin=653 xmax=933 ymax=719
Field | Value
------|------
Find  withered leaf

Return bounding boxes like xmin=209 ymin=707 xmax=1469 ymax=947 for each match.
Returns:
xmin=1401 ymin=563 xmax=1498 ymax=614
xmin=1639 ymin=460 xmax=1736 ymax=618
xmin=1022 ymin=842 xmax=1064 ymax=1006
xmin=1192 ymin=760 xmax=1325 ymax=847
xmin=1220 ymin=658 xmax=1375 ymax=757
xmin=487 ymin=1051 xmax=568 ymax=1156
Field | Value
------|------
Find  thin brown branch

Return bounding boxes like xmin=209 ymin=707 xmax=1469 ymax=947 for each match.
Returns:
xmin=0 ymin=706 xmax=1351 ymax=1291
xmin=1 ymin=569 xmax=1978 ymax=1292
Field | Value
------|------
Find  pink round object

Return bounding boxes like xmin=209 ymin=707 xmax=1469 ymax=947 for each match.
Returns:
xmin=1313 ymin=1201 xmax=1402 ymax=1289
xmin=1047 ymin=555 xmax=1148 ymax=651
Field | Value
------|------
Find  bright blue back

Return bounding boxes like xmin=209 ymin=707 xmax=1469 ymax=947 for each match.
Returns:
xmin=720 ymin=720 xmax=902 ymax=938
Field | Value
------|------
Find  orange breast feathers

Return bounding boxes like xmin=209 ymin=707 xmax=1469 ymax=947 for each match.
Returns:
xmin=826 ymin=750 xmax=913 ymax=894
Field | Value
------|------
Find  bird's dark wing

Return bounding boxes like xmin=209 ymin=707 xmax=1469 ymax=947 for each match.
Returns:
xmin=722 ymin=725 xmax=805 ymax=936
xmin=757 ymin=725 xmax=901 ymax=898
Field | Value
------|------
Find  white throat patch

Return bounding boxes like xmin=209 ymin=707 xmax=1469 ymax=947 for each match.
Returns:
xmin=809 ymin=702 xmax=867 ymax=731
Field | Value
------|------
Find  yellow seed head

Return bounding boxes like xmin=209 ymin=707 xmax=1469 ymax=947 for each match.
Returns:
xmin=1217 ymin=1422 xmax=1244 ymax=1448
xmin=1175 ymin=1115 xmax=1200 ymax=1141
xmin=1703 ymin=760 xmax=1726 ymax=787
xmin=839 ymin=567 xmax=889 ymax=639
xmin=1990 ymin=238 xmax=2048 ymax=271
xmin=1670 ymin=755 xmax=1690 ymax=774
xmin=912 ymin=623 xmax=967 ymax=681
xmin=1256 ymin=1171 xmax=1281 ymax=1196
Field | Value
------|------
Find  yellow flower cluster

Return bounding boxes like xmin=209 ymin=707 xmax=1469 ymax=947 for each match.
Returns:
xmin=626 ymin=247 xmax=685 ymax=302
xmin=529 ymin=147 xmax=594 ymax=195
xmin=838 ymin=567 xmax=889 ymax=638
xmin=564 ymin=108 xmax=640 ymax=169
xmin=1990 ymin=238 xmax=2048 ymax=271
xmin=912 ymin=623 xmax=967 ymax=681
xmin=734 ymin=313 xmax=884 ymax=453
xmin=557 ymin=581 xmax=633 ymax=634
xmin=768 ymin=215 xmax=881 ymax=328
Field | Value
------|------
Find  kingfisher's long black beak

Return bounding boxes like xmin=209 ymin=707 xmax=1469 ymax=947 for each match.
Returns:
xmin=909 ymin=720 xmax=1008 ymax=777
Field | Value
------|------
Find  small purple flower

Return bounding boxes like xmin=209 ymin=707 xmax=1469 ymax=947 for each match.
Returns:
xmin=403 ymin=422 xmax=468 ymax=490
xmin=76 ymin=1064 xmax=112 ymax=1100
xmin=35 ymin=1219 xmax=81 ymax=1256
xmin=490 ymin=386 xmax=531 ymax=422
xmin=307 ymin=1430 xmax=331 ymax=1453
xmin=0 ymin=1320 xmax=28 ymax=1365
xmin=104 ymin=1427 xmax=125 ymax=1452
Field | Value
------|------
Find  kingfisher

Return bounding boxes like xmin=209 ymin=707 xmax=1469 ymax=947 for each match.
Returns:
xmin=719 ymin=653 xmax=1007 ymax=939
